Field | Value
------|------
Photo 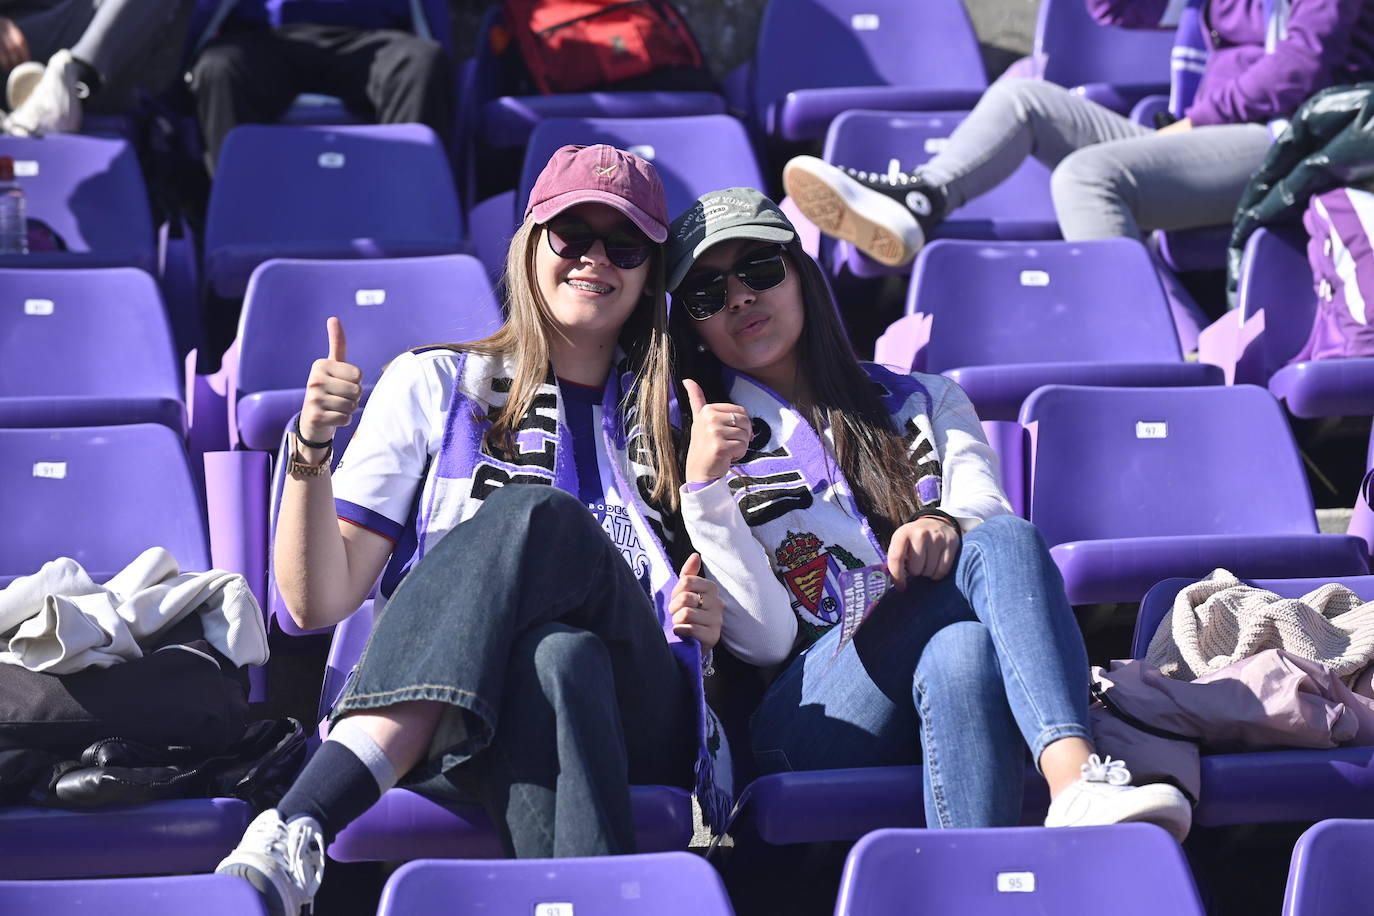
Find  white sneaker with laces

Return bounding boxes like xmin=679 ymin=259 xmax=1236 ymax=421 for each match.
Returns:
xmin=782 ymin=154 xmax=927 ymax=268
xmin=216 ymin=808 xmax=325 ymax=916
xmin=1044 ymin=754 xmax=1193 ymax=843
xmin=6 ymin=60 xmax=45 ymax=110
xmin=5 ymin=49 xmax=82 ymax=136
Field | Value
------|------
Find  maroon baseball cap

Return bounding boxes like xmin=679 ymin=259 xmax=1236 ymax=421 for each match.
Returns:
xmin=525 ymin=144 xmax=669 ymax=243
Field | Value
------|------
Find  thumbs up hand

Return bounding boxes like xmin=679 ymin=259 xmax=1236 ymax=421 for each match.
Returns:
xmin=683 ymin=378 xmax=751 ymax=484
xmin=300 ymin=316 xmax=364 ymax=447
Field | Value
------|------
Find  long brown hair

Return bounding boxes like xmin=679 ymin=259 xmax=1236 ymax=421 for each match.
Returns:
xmin=455 ymin=215 xmax=683 ymax=508
xmin=670 ymin=240 xmax=921 ymax=545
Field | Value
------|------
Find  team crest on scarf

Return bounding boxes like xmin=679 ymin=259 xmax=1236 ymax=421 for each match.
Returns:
xmin=776 ymin=530 xmax=864 ymax=628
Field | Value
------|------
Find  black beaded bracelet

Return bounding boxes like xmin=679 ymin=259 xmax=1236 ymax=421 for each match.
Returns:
xmin=293 ymin=415 xmax=334 ymax=451
xmin=910 ymin=507 xmax=963 ymax=534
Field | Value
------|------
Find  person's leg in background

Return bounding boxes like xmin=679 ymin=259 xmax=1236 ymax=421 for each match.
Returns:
xmin=1050 ymin=123 xmax=1272 ymax=350
xmin=189 ymin=27 xmax=306 ymax=173
xmin=783 ymin=79 xmax=1151 ymax=266
xmin=4 ymin=0 xmax=192 ymax=134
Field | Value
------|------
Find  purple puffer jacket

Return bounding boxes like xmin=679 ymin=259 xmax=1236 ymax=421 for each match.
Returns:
xmin=1087 ymin=0 xmax=1374 ymax=126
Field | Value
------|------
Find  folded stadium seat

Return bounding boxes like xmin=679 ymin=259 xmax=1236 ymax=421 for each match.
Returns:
xmin=0 ymin=423 xmax=210 ymax=589
xmin=0 ymin=874 xmax=266 ymax=914
xmin=1020 ymin=385 xmax=1371 ymax=605
xmin=832 ymin=825 xmax=1206 ymax=916
xmin=875 ymin=238 xmax=1222 ymax=512
xmin=376 ymin=853 xmax=735 ymax=915
xmin=743 ymin=0 xmax=986 ymax=143
xmin=0 ymin=424 xmax=254 ymax=879
xmin=203 ymin=124 xmax=464 ymax=299
xmin=467 ymin=114 xmax=769 ymax=279
xmin=201 ymin=255 xmax=501 ymax=624
xmin=465 ymin=6 xmax=724 ymax=158
xmin=0 ymin=267 xmax=183 ymax=433
xmin=1282 ymin=819 xmax=1374 ymax=915
xmin=1131 ymin=578 xmax=1374 ymax=827
xmin=317 ymin=604 xmax=696 ymax=862
xmin=1017 ymin=0 xmax=1172 ymax=113
xmin=0 ymin=134 xmax=154 ymax=273
xmin=720 ymin=765 xmax=1049 ymax=849
xmin=819 ymin=111 xmax=1061 ymax=280
xmin=230 ymin=254 xmax=502 ymax=451
xmin=1201 ymin=226 xmax=1374 ymax=418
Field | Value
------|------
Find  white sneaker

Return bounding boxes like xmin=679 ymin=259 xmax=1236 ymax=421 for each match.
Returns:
xmin=782 ymin=154 xmax=926 ymax=268
xmin=5 ymin=49 xmax=82 ymax=137
xmin=6 ymin=60 xmax=45 ymax=110
xmin=1044 ymin=754 xmax=1193 ymax=843
xmin=216 ymin=808 xmax=325 ymax=916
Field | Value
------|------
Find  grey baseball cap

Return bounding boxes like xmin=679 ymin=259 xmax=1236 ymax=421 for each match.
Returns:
xmin=666 ymin=188 xmax=798 ymax=292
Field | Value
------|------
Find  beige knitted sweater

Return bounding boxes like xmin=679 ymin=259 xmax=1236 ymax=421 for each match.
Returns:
xmin=1145 ymin=569 xmax=1374 ymax=683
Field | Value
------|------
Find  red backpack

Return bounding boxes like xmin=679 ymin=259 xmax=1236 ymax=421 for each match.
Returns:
xmin=499 ymin=0 xmax=708 ymax=95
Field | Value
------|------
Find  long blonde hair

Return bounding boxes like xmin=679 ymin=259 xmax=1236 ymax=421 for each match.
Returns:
xmin=457 ymin=215 xmax=684 ymax=510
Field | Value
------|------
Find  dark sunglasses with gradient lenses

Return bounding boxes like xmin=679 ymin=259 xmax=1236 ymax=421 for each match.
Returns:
xmin=545 ymin=220 xmax=653 ymax=270
xmin=678 ymin=246 xmax=788 ymax=320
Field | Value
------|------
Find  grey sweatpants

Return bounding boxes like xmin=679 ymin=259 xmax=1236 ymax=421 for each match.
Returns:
xmin=6 ymin=0 xmax=190 ymax=112
xmin=921 ymin=78 xmax=1272 ymax=241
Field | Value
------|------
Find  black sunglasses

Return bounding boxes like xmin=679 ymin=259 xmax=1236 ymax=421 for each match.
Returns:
xmin=545 ymin=220 xmax=653 ymax=270
xmin=678 ymin=246 xmax=788 ymax=321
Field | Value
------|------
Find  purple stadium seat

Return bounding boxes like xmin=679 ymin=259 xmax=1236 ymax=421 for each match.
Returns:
xmin=1202 ymin=226 xmax=1374 ymax=417
xmin=0 ymin=424 xmax=210 ymax=590
xmin=883 ymin=239 xmax=1221 ymax=420
xmin=0 ymin=267 xmax=183 ymax=433
xmin=724 ymin=766 xmax=1049 ymax=847
xmin=1283 ymin=819 xmax=1374 ymax=914
xmin=833 ymin=825 xmax=1206 ymax=915
xmin=0 ymin=134 xmax=154 ymax=272
xmin=203 ymin=125 xmax=464 ymax=298
xmin=377 ymin=853 xmax=735 ymax=915
xmin=318 ymin=604 xmax=696 ymax=861
xmin=0 ymin=873 xmax=264 ymax=911
xmin=231 ymin=254 xmax=502 ymax=451
xmin=1131 ymin=578 xmax=1374 ymax=827
xmin=819 ymin=110 xmax=1059 ymax=279
xmin=1020 ymin=385 xmax=1371 ymax=604
xmin=468 ymin=114 xmax=768 ymax=278
xmin=1031 ymin=0 xmax=1172 ymax=111
xmin=748 ymin=0 xmax=986 ymax=141
xmin=1351 ymin=429 xmax=1373 ymax=561
xmin=465 ymin=7 xmax=723 ymax=153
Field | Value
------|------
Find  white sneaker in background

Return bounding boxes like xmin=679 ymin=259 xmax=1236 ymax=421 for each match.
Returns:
xmin=1044 ymin=754 xmax=1193 ymax=843
xmin=5 ymin=49 xmax=82 ymax=136
xmin=6 ymin=60 xmax=45 ymax=110
xmin=216 ymin=808 xmax=325 ymax=916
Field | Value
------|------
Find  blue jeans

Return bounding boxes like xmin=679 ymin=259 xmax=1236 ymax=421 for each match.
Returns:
xmin=334 ymin=485 xmax=694 ymax=856
xmin=749 ymin=514 xmax=1090 ymax=827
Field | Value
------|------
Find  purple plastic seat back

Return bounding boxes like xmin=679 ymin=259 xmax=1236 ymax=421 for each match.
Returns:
xmin=377 ymin=853 xmax=735 ymax=916
xmin=204 ymin=125 xmax=464 ymax=298
xmin=753 ymin=0 xmax=986 ymax=138
xmin=0 ymin=267 xmax=183 ymax=433
xmin=233 ymin=254 xmax=502 ymax=450
xmin=1283 ymin=819 xmax=1374 ymax=915
xmin=0 ymin=135 xmax=154 ymax=272
xmin=522 ymin=115 xmax=768 ymax=222
xmin=1131 ymin=575 xmax=1374 ymax=658
xmin=1021 ymin=385 xmax=1318 ymax=546
xmin=1036 ymin=0 xmax=1173 ymax=88
xmin=0 ymin=424 xmax=210 ymax=587
xmin=909 ymin=239 xmax=1181 ymax=369
xmin=834 ymin=825 xmax=1205 ymax=915
xmin=0 ymin=875 xmax=267 ymax=914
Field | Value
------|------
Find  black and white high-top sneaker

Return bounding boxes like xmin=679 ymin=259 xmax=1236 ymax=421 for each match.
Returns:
xmin=783 ymin=155 xmax=947 ymax=267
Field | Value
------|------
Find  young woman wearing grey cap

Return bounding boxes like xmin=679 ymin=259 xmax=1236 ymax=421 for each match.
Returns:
xmin=214 ymin=146 xmax=728 ymax=915
xmin=666 ymin=187 xmax=1192 ymax=838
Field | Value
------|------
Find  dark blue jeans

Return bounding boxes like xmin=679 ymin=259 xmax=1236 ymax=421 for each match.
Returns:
xmin=750 ymin=515 xmax=1091 ymax=828
xmin=333 ymin=485 xmax=694 ymax=857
